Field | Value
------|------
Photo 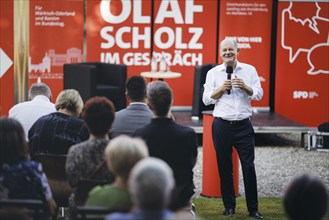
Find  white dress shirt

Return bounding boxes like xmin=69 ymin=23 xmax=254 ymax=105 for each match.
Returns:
xmin=9 ymin=95 xmax=56 ymax=140
xmin=202 ymin=61 xmax=263 ymax=121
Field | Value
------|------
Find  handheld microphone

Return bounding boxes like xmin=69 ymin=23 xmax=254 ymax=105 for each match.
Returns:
xmin=226 ymin=65 xmax=233 ymax=95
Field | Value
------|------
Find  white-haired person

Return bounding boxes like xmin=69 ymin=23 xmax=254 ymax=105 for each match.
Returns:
xmin=203 ymin=38 xmax=263 ymax=218
xmin=105 ymin=157 xmax=177 ymax=220
xmin=9 ymin=82 xmax=56 ymax=140
xmin=28 ymin=89 xmax=89 ymax=159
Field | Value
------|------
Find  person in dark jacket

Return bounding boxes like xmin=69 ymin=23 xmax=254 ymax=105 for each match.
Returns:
xmin=28 ymin=89 xmax=89 ymax=158
xmin=134 ymin=81 xmax=198 ymax=213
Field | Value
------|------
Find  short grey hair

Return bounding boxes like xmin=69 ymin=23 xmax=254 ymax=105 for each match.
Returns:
xmin=55 ymin=89 xmax=83 ymax=116
xmin=105 ymin=135 xmax=149 ymax=180
xmin=220 ymin=38 xmax=239 ymax=50
xmin=128 ymin=157 xmax=175 ymax=210
xmin=29 ymin=83 xmax=52 ymax=100
xmin=147 ymin=81 xmax=172 ymax=117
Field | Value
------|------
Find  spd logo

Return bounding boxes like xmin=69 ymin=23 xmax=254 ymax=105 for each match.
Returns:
xmin=293 ymin=91 xmax=318 ymax=99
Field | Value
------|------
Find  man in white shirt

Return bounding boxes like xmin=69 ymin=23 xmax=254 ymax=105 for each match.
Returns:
xmin=9 ymin=82 xmax=56 ymax=140
xmin=203 ymin=38 xmax=263 ymax=219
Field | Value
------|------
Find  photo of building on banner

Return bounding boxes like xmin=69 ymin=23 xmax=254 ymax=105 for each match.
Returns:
xmin=29 ymin=0 xmax=84 ymax=101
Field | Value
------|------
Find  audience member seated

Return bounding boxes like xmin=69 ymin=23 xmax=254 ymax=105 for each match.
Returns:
xmin=28 ymin=89 xmax=89 ymax=158
xmin=133 ymin=81 xmax=198 ymax=212
xmin=0 ymin=117 xmax=57 ymax=216
xmin=8 ymin=82 xmax=56 ymax=140
xmin=85 ymin=135 xmax=149 ymax=211
xmin=283 ymin=173 xmax=328 ymax=220
xmin=65 ymin=96 xmax=116 ymax=217
xmin=105 ymin=157 xmax=176 ymax=220
xmin=110 ymin=76 xmax=153 ymax=138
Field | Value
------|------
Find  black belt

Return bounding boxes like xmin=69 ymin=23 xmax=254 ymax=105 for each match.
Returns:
xmin=217 ymin=117 xmax=249 ymax=125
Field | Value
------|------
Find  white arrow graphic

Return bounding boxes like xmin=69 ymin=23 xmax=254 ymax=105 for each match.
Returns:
xmin=0 ymin=48 xmax=13 ymax=78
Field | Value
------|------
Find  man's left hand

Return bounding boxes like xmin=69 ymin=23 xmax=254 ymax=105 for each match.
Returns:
xmin=232 ymin=76 xmax=253 ymax=96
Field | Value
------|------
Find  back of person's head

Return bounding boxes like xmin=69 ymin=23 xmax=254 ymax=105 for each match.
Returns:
xmin=128 ymin=157 xmax=175 ymax=210
xmin=105 ymin=135 xmax=149 ymax=180
xmin=283 ymin=173 xmax=328 ymax=220
xmin=82 ymin=96 xmax=115 ymax=136
xmin=126 ymin=76 xmax=147 ymax=102
xmin=147 ymin=81 xmax=172 ymax=117
xmin=0 ymin=117 xmax=28 ymax=166
xmin=55 ymin=89 xmax=83 ymax=116
xmin=28 ymin=82 xmax=52 ymax=100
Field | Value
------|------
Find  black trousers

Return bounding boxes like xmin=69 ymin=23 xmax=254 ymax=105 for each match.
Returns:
xmin=212 ymin=117 xmax=259 ymax=212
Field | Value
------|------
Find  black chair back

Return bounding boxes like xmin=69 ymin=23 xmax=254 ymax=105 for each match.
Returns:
xmin=33 ymin=154 xmax=73 ymax=209
xmin=0 ymin=198 xmax=50 ymax=220
xmin=191 ymin=64 xmax=218 ymax=118
xmin=75 ymin=206 xmax=128 ymax=220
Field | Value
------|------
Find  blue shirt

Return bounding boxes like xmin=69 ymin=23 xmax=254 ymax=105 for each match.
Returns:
xmin=0 ymin=160 xmax=52 ymax=201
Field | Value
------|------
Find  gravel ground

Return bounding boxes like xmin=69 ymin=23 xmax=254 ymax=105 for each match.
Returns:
xmin=193 ymin=133 xmax=329 ymax=198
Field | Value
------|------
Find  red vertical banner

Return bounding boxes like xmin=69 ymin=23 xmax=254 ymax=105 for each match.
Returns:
xmin=219 ymin=0 xmax=272 ymax=108
xmin=0 ymin=0 xmax=14 ymax=116
xmin=275 ymin=1 xmax=329 ymax=126
xmin=29 ymin=0 xmax=84 ymax=101
xmin=86 ymin=0 xmax=152 ymax=80
xmin=152 ymin=0 xmax=218 ymax=106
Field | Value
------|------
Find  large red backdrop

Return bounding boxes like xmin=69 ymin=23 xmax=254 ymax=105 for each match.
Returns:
xmin=275 ymin=1 xmax=329 ymax=126
xmin=0 ymin=0 xmax=328 ymax=128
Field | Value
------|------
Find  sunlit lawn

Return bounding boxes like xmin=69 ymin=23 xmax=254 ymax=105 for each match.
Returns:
xmin=194 ymin=197 xmax=287 ymax=220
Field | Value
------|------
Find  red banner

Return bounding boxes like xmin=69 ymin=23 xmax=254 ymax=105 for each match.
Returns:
xmin=152 ymin=0 xmax=218 ymax=106
xmin=87 ymin=0 xmax=152 ymax=81
xmin=29 ymin=0 xmax=84 ymax=101
xmin=219 ymin=0 xmax=272 ymax=108
xmin=86 ymin=0 xmax=218 ymax=106
xmin=275 ymin=1 xmax=329 ymax=126
xmin=0 ymin=0 xmax=14 ymax=116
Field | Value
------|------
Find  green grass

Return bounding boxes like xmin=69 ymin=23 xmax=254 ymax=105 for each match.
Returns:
xmin=193 ymin=197 xmax=286 ymax=220
xmin=194 ymin=197 xmax=329 ymax=220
